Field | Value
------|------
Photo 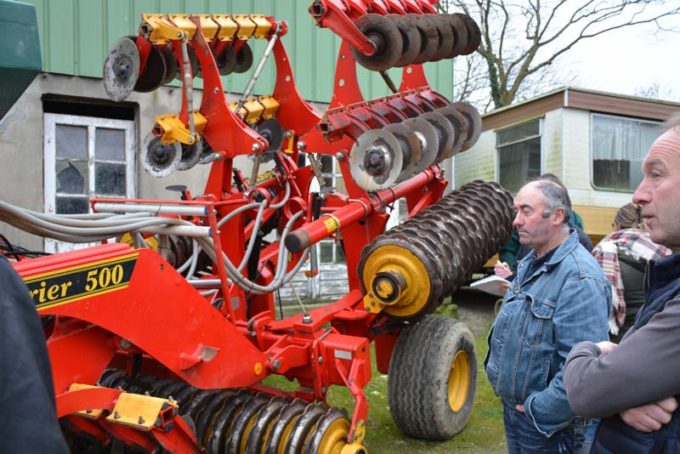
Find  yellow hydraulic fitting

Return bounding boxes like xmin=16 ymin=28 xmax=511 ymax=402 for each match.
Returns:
xmin=140 ymin=14 xmax=187 ymax=44
xmin=212 ymin=15 xmax=238 ymax=41
xmin=361 ymin=244 xmax=431 ymax=318
xmin=242 ymin=98 xmax=265 ymax=124
xmin=233 ymin=15 xmax=257 ymax=40
xmin=258 ymin=95 xmax=280 ymax=120
xmin=196 ymin=15 xmax=219 ymax=40
xmin=167 ymin=15 xmax=198 ymax=40
xmin=250 ymin=15 xmax=273 ymax=39
xmin=154 ymin=111 xmax=207 ymax=145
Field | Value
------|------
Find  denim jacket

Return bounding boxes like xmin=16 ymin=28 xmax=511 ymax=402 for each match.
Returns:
xmin=485 ymin=231 xmax=610 ymax=437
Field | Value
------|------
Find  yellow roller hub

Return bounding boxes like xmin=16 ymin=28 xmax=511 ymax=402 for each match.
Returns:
xmin=447 ymin=350 xmax=471 ymax=412
xmin=277 ymin=415 xmax=301 ymax=454
xmin=316 ymin=417 xmax=350 ymax=454
xmin=361 ymin=244 xmax=430 ymax=318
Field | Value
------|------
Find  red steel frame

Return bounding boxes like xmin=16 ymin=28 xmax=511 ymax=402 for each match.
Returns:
xmin=11 ymin=7 xmax=453 ymax=451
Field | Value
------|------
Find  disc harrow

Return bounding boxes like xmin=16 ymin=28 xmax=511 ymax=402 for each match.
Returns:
xmin=6 ymin=3 xmax=513 ymax=452
xmin=82 ymin=370 xmax=359 ymax=454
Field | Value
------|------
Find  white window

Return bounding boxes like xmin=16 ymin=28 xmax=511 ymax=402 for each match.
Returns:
xmin=591 ymin=114 xmax=661 ymax=192
xmin=44 ymin=113 xmax=135 ymax=251
xmin=496 ymin=119 xmax=541 ymax=193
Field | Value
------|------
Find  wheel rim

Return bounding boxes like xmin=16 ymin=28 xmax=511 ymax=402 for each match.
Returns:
xmin=447 ymin=350 xmax=470 ymax=412
xmin=314 ymin=414 xmax=350 ymax=454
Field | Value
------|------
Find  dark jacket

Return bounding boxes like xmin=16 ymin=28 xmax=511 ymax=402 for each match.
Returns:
xmin=0 ymin=256 xmax=68 ymax=453
xmin=564 ymin=253 xmax=680 ymax=453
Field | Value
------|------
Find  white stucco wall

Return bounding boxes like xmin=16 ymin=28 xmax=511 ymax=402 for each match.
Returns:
xmin=0 ymin=73 xmax=258 ymax=251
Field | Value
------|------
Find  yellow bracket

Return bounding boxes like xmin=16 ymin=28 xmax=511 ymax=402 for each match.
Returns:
xmin=250 ymin=15 xmax=273 ymax=39
xmin=155 ymin=111 xmax=207 ymax=145
xmin=243 ymin=98 xmax=265 ymax=124
xmin=212 ymin=15 xmax=238 ymax=41
xmin=140 ymin=14 xmax=186 ymax=44
xmin=167 ymin=15 xmax=198 ymax=40
xmin=362 ymin=294 xmax=385 ymax=314
xmin=284 ymin=130 xmax=295 ymax=154
xmin=105 ymin=392 xmax=177 ymax=432
xmin=196 ymin=15 xmax=219 ymax=40
xmin=229 ymin=96 xmax=280 ymax=125
xmin=258 ymin=95 xmax=280 ymax=120
xmin=233 ymin=15 xmax=256 ymax=40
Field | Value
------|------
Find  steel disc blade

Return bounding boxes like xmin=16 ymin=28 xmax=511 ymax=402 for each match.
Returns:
xmin=403 ymin=116 xmax=439 ymax=173
xmin=451 ymin=101 xmax=482 ymax=150
xmin=135 ymin=46 xmax=166 ymax=92
xmin=234 ymin=42 xmax=254 ymax=74
xmin=177 ymin=141 xmax=202 ymax=171
xmin=385 ymin=122 xmax=416 ymax=172
xmin=350 ymin=129 xmax=403 ymax=191
xmin=103 ymin=36 xmax=140 ymax=102
xmin=215 ymin=45 xmax=237 ymax=75
xmin=351 ymin=14 xmax=403 ymax=71
xmin=160 ymin=45 xmax=178 ymax=85
xmin=142 ymin=132 xmax=181 ymax=178
xmin=256 ymin=118 xmax=285 ymax=152
xmin=421 ymin=111 xmax=455 ymax=163
xmin=436 ymin=104 xmax=468 ymax=158
xmin=389 ymin=14 xmax=421 ymax=67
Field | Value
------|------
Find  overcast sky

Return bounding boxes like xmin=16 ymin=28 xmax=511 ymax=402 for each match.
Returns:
xmin=560 ymin=16 xmax=680 ymax=102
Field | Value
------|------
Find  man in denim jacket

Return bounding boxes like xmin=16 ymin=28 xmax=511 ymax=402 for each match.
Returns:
xmin=485 ymin=179 xmax=610 ymax=453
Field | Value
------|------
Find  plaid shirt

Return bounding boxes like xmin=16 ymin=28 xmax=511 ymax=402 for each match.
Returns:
xmin=592 ymin=229 xmax=672 ymax=336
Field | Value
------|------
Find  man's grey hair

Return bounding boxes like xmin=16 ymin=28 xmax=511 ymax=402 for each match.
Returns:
xmin=532 ymin=180 xmax=572 ymax=224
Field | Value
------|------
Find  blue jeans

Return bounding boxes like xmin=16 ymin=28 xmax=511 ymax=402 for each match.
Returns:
xmin=503 ymin=401 xmax=597 ymax=453
xmin=573 ymin=416 xmax=599 ymax=454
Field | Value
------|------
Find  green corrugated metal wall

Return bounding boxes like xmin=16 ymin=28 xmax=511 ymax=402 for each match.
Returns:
xmin=24 ymin=0 xmax=453 ymax=103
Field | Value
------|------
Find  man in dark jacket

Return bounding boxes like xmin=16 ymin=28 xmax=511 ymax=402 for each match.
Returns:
xmin=564 ymin=114 xmax=680 ymax=453
xmin=0 ymin=255 xmax=68 ymax=452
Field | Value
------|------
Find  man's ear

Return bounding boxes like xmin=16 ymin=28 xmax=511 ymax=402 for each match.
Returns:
xmin=553 ymin=207 xmax=567 ymax=225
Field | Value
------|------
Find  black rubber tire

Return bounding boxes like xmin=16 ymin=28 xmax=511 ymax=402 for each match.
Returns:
xmin=388 ymin=315 xmax=477 ymax=440
xmin=351 ymin=14 xmax=403 ymax=71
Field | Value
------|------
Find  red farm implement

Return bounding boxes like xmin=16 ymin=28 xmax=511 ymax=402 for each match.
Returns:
xmin=3 ymin=2 xmax=514 ymax=452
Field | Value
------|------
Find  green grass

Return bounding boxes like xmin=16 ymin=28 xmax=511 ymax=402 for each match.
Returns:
xmin=264 ymin=319 xmax=506 ymax=453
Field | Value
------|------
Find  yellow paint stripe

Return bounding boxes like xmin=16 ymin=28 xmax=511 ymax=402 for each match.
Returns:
xmin=36 ymin=282 xmax=131 ymax=311
xmin=25 ymin=253 xmax=139 ymax=283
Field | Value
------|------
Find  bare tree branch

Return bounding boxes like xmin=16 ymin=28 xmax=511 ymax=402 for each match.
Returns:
xmin=443 ymin=0 xmax=680 ymax=110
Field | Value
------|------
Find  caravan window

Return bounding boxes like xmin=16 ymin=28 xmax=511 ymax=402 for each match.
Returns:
xmin=591 ymin=114 xmax=661 ymax=192
xmin=496 ymin=119 xmax=541 ymax=193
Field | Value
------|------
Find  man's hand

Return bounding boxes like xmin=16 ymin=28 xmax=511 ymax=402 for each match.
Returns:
xmin=494 ymin=261 xmax=512 ymax=279
xmin=516 ymin=404 xmax=525 ymax=413
xmin=596 ymin=341 xmax=618 ymax=355
xmin=620 ymin=397 xmax=679 ymax=432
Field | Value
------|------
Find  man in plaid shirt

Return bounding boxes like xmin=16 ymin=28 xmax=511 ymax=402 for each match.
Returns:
xmin=592 ymin=204 xmax=671 ymax=340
